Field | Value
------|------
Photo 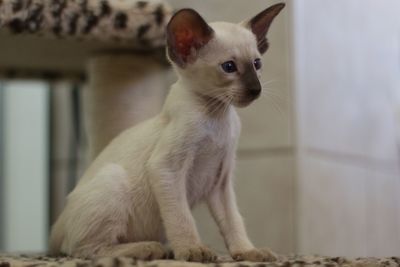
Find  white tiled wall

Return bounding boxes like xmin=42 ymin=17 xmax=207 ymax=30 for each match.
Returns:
xmin=297 ymin=156 xmax=400 ymax=257
xmin=292 ymin=0 xmax=400 ymax=162
xmin=292 ymin=0 xmax=400 ymax=256
xmin=365 ymin=169 xmax=400 ymax=256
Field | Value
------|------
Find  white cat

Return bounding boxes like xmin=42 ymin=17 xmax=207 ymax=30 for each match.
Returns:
xmin=49 ymin=3 xmax=285 ymax=262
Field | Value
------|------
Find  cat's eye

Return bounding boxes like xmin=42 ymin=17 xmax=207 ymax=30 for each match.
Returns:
xmin=221 ymin=61 xmax=237 ymax=73
xmin=254 ymin=58 xmax=262 ymax=70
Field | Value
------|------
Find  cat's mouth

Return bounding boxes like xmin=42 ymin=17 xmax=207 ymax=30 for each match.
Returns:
xmin=199 ymin=90 xmax=260 ymax=108
xmin=232 ymin=90 xmax=261 ymax=107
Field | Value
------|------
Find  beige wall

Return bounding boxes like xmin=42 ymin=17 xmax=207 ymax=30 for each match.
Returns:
xmin=292 ymin=0 xmax=400 ymax=257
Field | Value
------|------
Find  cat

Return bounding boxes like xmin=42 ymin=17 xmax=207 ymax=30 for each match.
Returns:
xmin=49 ymin=3 xmax=285 ymax=262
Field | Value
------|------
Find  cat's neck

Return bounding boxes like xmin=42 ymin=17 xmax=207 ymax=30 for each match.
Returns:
xmin=175 ymin=78 xmax=233 ymax=119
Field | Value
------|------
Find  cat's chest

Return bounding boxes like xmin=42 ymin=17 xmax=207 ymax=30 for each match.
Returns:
xmin=186 ymin=119 xmax=235 ymax=206
xmin=194 ymin=118 xmax=233 ymax=165
xmin=186 ymin=139 xmax=227 ymax=206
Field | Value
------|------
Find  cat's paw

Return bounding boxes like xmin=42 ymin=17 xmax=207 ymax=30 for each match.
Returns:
xmin=97 ymin=241 xmax=168 ymax=260
xmin=174 ymin=245 xmax=217 ymax=262
xmin=131 ymin=242 xmax=168 ymax=260
xmin=232 ymin=248 xmax=277 ymax=262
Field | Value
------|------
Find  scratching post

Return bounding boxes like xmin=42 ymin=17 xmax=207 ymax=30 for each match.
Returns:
xmin=85 ymin=53 xmax=174 ymax=159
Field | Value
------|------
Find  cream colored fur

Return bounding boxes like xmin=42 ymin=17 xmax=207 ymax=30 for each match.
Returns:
xmin=50 ymin=6 xmax=283 ymax=263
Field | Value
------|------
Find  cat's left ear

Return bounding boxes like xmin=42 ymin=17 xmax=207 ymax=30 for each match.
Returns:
xmin=242 ymin=3 xmax=285 ymax=54
xmin=166 ymin=9 xmax=214 ymax=68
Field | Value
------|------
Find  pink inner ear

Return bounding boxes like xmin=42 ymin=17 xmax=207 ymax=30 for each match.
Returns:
xmin=175 ymin=28 xmax=194 ymax=60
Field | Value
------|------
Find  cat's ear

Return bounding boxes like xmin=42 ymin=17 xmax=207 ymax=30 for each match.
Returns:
xmin=242 ymin=3 xmax=285 ymax=54
xmin=166 ymin=9 xmax=214 ymax=68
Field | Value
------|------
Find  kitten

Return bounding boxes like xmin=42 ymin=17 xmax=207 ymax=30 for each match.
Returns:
xmin=49 ymin=3 xmax=285 ymax=262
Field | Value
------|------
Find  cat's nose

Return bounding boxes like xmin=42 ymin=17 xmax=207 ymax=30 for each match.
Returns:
xmin=248 ymin=88 xmax=261 ymax=98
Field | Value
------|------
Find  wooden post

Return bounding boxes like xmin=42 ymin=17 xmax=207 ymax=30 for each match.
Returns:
xmin=85 ymin=53 xmax=173 ymax=160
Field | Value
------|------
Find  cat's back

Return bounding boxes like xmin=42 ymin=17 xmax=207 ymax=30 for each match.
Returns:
xmin=79 ymin=115 xmax=165 ymax=185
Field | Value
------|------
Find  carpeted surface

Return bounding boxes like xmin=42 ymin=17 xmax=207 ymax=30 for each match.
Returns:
xmin=0 ymin=254 xmax=399 ymax=267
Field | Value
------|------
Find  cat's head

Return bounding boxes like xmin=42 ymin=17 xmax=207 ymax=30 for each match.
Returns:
xmin=166 ymin=3 xmax=285 ymax=108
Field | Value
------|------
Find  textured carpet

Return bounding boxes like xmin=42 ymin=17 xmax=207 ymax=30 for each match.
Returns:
xmin=1 ymin=254 xmax=399 ymax=267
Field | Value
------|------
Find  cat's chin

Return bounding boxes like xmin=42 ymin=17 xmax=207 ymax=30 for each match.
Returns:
xmin=232 ymin=98 xmax=256 ymax=108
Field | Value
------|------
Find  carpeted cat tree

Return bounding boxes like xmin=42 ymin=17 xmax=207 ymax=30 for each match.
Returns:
xmin=0 ymin=1 xmax=398 ymax=266
xmin=0 ymin=0 xmax=174 ymax=159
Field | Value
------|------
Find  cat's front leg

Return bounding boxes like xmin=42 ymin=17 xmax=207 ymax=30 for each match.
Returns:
xmin=147 ymin=132 xmax=217 ymax=262
xmin=207 ymin=170 xmax=276 ymax=262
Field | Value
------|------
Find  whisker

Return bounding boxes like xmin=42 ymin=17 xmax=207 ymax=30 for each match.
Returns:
xmin=261 ymin=77 xmax=281 ymax=86
xmin=200 ymin=91 xmax=231 ymax=116
xmin=261 ymin=86 xmax=286 ymax=104
xmin=262 ymin=93 xmax=286 ymax=107
xmin=222 ymin=96 xmax=233 ymax=115
xmin=259 ymin=88 xmax=287 ymax=119
xmin=261 ymin=80 xmax=278 ymax=87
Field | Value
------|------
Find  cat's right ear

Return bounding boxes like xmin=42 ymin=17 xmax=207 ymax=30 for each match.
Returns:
xmin=166 ymin=9 xmax=214 ymax=68
xmin=242 ymin=3 xmax=285 ymax=54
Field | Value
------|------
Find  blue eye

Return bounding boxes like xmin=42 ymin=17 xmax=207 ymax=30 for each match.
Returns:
xmin=221 ymin=61 xmax=237 ymax=73
xmin=254 ymin=58 xmax=262 ymax=70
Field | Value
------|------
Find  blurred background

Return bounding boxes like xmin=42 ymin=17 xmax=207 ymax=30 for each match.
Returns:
xmin=0 ymin=0 xmax=399 ymax=258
